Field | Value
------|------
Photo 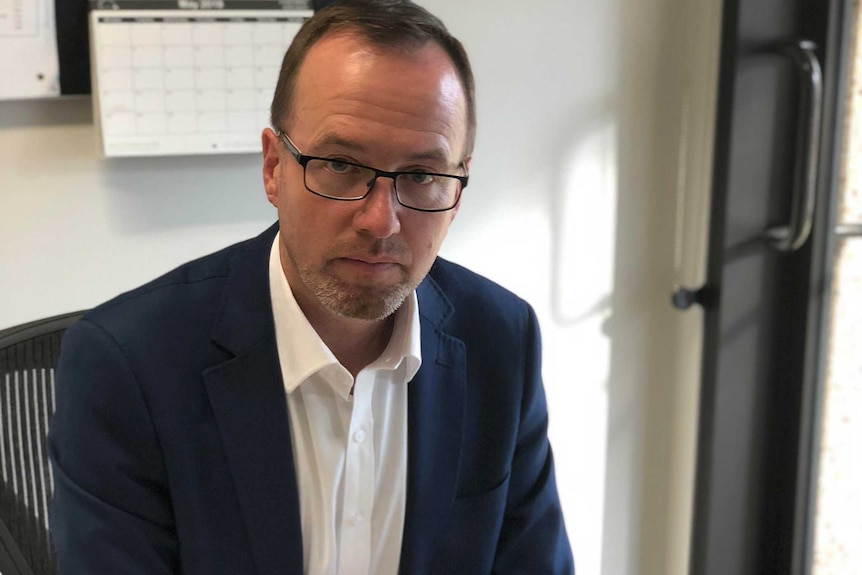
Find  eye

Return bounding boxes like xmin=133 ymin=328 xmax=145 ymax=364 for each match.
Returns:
xmin=325 ymin=159 xmax=354 ymax=174
xmin=405 ymin=171 xmax=435 ymax=185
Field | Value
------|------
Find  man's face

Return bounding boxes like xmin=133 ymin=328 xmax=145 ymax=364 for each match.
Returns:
xmin=262 ymin=33 xmax=470 ymax=322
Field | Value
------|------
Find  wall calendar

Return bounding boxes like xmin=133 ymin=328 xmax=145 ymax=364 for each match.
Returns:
xmin=90 ymin=7 xmax=312 ymax=157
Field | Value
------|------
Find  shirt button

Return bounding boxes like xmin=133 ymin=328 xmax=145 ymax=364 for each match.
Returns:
xmin=353 ymin=429 xmax=366 ymax=443
xmin=350 ymin=512 xmax=363 ymax=526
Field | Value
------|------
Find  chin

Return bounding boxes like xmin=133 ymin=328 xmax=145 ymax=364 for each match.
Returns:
xmin=319 ymin=282 xmax=411 ymax=321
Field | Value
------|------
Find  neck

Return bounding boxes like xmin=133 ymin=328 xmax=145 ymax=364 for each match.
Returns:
xmin=301 ymin=305 xmax=395 ymax=378
xmin=277 ymin=243 xmax=398 ymax=377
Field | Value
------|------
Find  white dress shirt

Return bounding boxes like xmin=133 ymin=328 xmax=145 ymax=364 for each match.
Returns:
xmin=268 ymin=234 xmax=422 ymax=575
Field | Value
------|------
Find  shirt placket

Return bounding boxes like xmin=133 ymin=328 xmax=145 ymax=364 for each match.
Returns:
xmin=337 ymin=371 xmax=375 ymax=575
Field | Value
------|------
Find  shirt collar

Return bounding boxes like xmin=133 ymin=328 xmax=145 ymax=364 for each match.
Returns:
xmin=268 ymin=232 xmax=422 ymax=396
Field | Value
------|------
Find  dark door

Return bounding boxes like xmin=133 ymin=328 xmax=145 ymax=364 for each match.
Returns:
xmin=684 ymin=0 xmax=851 ymax=573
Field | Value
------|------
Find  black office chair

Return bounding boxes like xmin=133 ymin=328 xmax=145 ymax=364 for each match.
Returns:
xmin=0 ymin=311 xmax=86 ymax=575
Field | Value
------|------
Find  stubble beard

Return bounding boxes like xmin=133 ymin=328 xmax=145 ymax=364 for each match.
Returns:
xmin=293 ymin=239 xmax=418 ymax=320
xmin=300 ymin=262 xmax=414 ymax=321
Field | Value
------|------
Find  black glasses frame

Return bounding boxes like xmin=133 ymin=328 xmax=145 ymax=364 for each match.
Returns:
xmin=274 ymin=130 xmax=468 ymax=213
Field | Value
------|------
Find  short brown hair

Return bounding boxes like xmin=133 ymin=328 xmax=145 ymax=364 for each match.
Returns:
xmin=270 ymin=0 xmax=476 ymax=157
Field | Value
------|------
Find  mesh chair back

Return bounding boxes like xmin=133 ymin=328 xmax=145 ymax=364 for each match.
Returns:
xmin=0 ymin=312 xmax=85 ymax=575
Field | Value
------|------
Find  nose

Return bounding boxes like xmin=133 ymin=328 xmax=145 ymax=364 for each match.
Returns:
xmin=353 ymin=176 xmax=401 ymax=238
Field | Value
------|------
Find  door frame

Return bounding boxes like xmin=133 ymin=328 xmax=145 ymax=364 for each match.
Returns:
xmin=793 ymin=0 xmax=856 ymax=572
xmin=688 ymin=0 xmax=854 ymax=572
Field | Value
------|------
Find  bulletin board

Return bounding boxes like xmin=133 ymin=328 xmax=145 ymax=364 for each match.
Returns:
xmin=0 ymin=0 xmax=62 ymax=99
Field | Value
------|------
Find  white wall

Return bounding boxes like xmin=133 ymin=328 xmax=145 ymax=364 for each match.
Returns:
xmin=0 ymin=0 xmax=721 ymax=573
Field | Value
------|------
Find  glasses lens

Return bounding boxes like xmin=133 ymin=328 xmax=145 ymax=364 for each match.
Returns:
xmin=303 ymin=159 xmax=462 ymax=210
xmin=304 ymin=159 xmax=375 ymax=199
xmin=395 ymin=173 xmax=461 ymax=210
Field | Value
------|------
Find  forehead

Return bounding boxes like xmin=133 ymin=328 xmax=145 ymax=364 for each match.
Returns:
xmin=288 ymin=32 xmax=469 ymax=162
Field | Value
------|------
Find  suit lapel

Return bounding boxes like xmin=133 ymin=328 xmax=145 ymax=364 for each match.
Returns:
xmin=399 ymin=276 xmax=466 ymax=574
xmin=203 ymin=225 xmax=304 ymax=575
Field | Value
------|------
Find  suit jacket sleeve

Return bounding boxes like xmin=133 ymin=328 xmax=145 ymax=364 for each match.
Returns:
xmin=493 ymin=303 xmax=574 ymax=574
xmin=49 ymin=318 xmax=179 ymax=574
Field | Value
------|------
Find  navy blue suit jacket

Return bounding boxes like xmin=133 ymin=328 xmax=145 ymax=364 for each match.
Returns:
xmin=49 ymin=224 xmax=574 ymax=574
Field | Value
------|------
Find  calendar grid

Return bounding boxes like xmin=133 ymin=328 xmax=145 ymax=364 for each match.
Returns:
xmin=91 ymin=10 xmax=312 ymax=157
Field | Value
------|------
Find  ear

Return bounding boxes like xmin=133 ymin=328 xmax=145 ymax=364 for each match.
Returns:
xmin=450 ymin=156 xmax=472 ymax=220
xmin=262 ymin=128 xmax=282 ymax=207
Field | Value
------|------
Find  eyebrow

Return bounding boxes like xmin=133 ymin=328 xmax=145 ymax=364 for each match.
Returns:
xmin=311 ymin=132 xmax=453 ymax=166
xmin=313 ymin=133 xmax=366 ymax=153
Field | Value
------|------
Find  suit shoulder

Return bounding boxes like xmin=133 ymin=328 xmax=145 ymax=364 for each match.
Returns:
xmin=429 ymin=258 xmax=528 ymax=306
xmin=83 ymin=229 xmax=270 ymax=334
xmin=427 ymin=257 xmax=534 ymax=330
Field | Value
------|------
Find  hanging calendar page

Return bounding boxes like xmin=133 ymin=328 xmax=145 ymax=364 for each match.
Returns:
xmin=89 ymin=7 xmax=312 ymax=157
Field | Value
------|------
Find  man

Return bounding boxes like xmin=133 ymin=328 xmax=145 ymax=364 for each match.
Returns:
xmin=48 ymin=1 xmax=574 ymax=573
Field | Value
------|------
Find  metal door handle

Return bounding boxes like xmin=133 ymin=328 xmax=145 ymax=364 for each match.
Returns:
xmin=671 ymin=284 xmax=713 ymax=310
xmin=764 ymin=41 xmax=823 ymax=252
xmin=836 ymin=223 xmax=862 ymax=237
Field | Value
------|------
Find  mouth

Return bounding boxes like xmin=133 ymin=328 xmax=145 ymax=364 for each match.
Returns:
xmin=343 ymin=256 xmax=400 ymax=265
xmin=333 ymin=257 xmax=403 ymax=274
xmin=336 ymin=248 xmax=406 ymax=264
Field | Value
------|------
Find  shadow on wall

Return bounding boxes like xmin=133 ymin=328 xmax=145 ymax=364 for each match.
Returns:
xmin=99 ymin=153 xmax=269 ymax=233
xmin=0 ymin=98 xmax=272 ymax=234
xmin=0 ymin=97 xmax=93 ymax=129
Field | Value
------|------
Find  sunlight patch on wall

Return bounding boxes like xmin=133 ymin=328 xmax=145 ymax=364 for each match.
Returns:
xmin=554 ymin=120 xmax=618 ymax=327
xmin=549 ymin=118 xmax=619 ymax=575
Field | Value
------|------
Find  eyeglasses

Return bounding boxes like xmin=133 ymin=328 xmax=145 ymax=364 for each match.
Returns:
xmin=275 ymin=130 xmax=468 ymax=212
